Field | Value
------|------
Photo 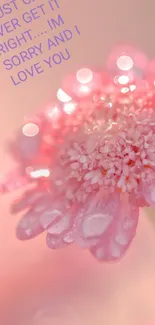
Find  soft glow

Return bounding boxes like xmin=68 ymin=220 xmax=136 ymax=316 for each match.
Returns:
xmin=117 ymin=55 xmax=133 ymax=71
xmin=63 ymin=102 xmax=77 ymax=114
xmin=117 ymin=75 xmax=130 ymax=85
xmin=76 ymin=68 xmax=93 ymax=84
xmin=30 ymin=168 xmax=50 ymax=179
xmin=46 ymin=105 xmax=60 ymax=119
xmin=22 ymin=123 xmax=39 ymax=137
xmin=79 ymin=85 xmax=91 ymax=94
xmin=57 ymin=88 xmax=72 ymax=103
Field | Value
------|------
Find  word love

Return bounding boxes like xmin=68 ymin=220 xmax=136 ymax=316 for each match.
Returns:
xmin=10 ymin=62 xmax=44 ymax=86
xmin=10 ymin=49 xmax=70 ymax=86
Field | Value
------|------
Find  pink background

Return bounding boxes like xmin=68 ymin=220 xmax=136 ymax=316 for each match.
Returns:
xmin=0 ymin=0 xmax=155 ymax=323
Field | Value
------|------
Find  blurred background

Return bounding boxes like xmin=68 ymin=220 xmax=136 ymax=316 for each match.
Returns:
xmin=0 ymin=0 xmax=155 ymax=324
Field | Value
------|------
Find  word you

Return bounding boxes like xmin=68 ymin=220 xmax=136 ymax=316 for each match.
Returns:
xmin=10 ymin=49 xmax=70 ymax=86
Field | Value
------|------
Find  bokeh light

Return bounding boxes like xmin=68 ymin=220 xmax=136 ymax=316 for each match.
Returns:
xmin=107 ymin=46 xmax=148 ymax=73
xmin=63 ymin=102 xmax=77 ymax=114
xmin=117 ymin=75 xmax=130 ymax=85
xmin=22 ymin=123 xmax=39 ymax=137
xmin=116 ymin=55 xmax=133 ymax=71
xmin=76 ymin=68 xmax=93 ymax=84
xmin=129 ymin=84 xmax=136 ymax=91
xmin=29 ymin=168 xmax=50 ymax=179
xmin=121 ymin=87 xmax=129 ymax=93
xmin=57 ymin=88 xmax=72 ymax=103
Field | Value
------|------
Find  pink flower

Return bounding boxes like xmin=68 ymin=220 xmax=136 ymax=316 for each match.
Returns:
xmin=9 ymin=51 xmax=155 ymax=262
xmin=11 ymin=95 xmax=155 ymax=262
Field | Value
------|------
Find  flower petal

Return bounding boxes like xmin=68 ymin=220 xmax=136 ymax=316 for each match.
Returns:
xmin=16 ymin=209 xmax=44 ymax=240
xmin=82 ymin=213 xmax=112 ymax=238
xmin=11 ymin=190 xmax=52 ymax=214
xmin=40 ymin=208 xmax=62 ymax=229
xmin=73 ymin=191 xmax=120 ymax=248
xmin=83 ymin=191 xmax=120 ymax=238
xmin=90 ymin=196 xmax=139 ymax=261
xmin=63 ymin=231 xmax=74 ymax=244
xmin=47 ymin=213 xmax=72 ymax=235
xmin=74 ymin=236 xmax=100 ymax=249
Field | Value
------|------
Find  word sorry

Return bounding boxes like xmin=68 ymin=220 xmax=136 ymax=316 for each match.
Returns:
xmin=3 ymin=29 xmax=75 ymax=70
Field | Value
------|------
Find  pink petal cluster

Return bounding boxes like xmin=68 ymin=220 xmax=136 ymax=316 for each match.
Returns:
xmin=9 ymin=49 xmax=155 ymax=262
xmin=11 ymin=98 xmax=155 ymax=262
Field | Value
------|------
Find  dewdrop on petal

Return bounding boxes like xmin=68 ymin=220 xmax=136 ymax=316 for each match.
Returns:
xmin=76 ymin=192 xmax=120 ymax=240
xmin=90 ymin=198 xmax=139 ymax=261
xmin=46 ymin=233 xmax=72 ymax=249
